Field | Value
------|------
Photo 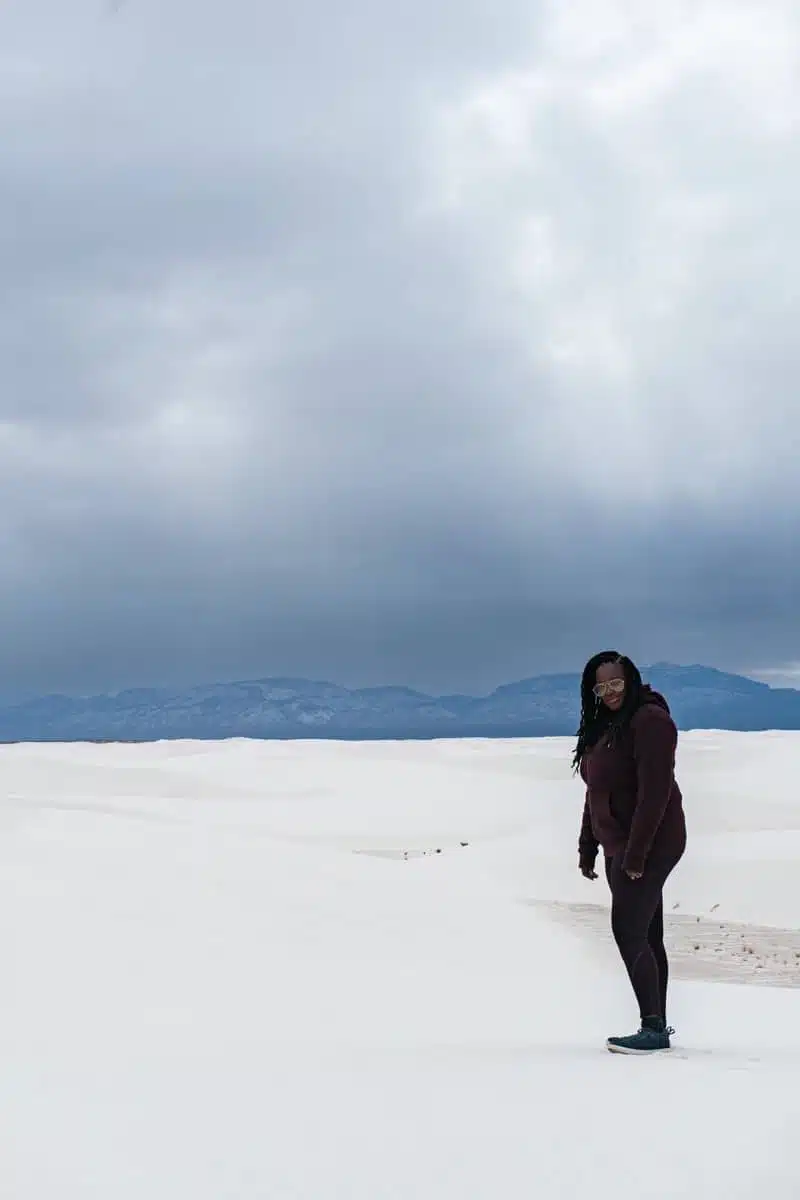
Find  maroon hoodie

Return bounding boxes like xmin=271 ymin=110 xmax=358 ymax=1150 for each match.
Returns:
xmin=578 ymin=686 xmax=686 ymax=875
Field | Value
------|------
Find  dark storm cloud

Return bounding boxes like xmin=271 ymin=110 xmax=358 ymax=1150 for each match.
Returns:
xmin=0 ymin=0 xmax=798 ymax=698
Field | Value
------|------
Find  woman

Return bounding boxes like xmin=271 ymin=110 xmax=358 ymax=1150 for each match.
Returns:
xmin=574 ymin=651 xmax=686 ymax=1054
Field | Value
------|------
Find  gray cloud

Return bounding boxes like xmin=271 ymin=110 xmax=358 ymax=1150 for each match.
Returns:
xmin=0 ymin=0 xmax=798 ymax=699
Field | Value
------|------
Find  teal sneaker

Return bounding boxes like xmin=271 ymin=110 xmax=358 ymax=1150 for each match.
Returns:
xmin=606 ymin=1023 xmax=674 ymax=1055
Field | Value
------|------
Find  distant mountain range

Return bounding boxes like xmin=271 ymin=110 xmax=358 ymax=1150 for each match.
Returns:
xmin=0 ymin=663 xmax=798 ymax=742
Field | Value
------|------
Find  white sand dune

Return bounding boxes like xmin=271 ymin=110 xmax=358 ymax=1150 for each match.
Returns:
xmin=2 ymin=732 xmax=799 ymax=1198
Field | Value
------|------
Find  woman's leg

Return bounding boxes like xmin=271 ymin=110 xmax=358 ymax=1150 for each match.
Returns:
xmin=647 ymin=898 xmax=669 ymax=1021
xmin=605 ymin=857 xmax=673 ymax=1021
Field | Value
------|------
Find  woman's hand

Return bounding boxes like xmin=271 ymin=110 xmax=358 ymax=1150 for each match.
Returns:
xmin=580 ymin=864 xmax=598 ymax=880
xmin=625 ymin=869 xmax=643 ymax=881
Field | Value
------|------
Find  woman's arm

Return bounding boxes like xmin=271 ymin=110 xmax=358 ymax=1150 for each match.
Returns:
xmin=623 ymin=708 xmax=677 ymax=875
xmin=578 ymin=794 xmax=599 ymax=875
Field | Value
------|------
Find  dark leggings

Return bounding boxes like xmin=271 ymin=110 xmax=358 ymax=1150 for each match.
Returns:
xmin=604 ymin=856 xmax=679 ymax=1021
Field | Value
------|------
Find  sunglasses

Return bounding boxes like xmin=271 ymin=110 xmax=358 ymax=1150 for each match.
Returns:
xmin=593 ymin=679 xmax=625 ymax=698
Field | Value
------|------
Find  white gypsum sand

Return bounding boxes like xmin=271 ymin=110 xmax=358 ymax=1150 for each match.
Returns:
xmin=1 ymin=732 xmax=799 ymax=1198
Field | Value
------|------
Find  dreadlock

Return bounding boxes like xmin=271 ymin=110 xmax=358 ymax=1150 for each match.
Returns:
xmin=571 ymin=651 xmax=643 ymax=772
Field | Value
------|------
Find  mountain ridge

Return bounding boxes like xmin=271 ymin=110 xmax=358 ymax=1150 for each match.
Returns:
xmin=0 ymin=662 xmax=797 ymax=742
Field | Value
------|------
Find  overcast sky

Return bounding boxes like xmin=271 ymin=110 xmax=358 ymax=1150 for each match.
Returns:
xmin=0 ymin=0 xmax=798 ymax=698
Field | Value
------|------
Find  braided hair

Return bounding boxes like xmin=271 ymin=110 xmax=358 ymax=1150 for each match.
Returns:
xmin=571 ymin=651 xmax=643 ymax=772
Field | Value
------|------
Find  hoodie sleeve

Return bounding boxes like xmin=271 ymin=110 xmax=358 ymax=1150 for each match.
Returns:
xmin=578 ymin=793 xmax=599 ymax=870
xmin=623 ymin=708 xmax=677 ymax=874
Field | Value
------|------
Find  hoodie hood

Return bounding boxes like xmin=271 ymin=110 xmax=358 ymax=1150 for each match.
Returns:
xmin=639 ymin=683 xmax=671 ymax=714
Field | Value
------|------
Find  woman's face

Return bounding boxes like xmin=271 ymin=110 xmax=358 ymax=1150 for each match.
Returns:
xmin=594 ymin=661 xmax=626 ymax=713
